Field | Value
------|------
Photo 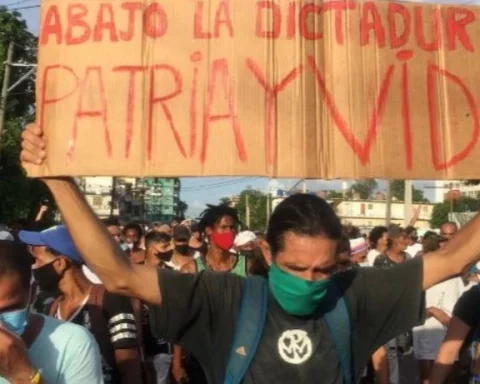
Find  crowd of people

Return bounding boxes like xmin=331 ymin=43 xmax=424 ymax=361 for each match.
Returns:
xmin=2 ymin=122 xmax=480 ymax=383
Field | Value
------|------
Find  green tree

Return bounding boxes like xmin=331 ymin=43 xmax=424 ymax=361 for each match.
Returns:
xmin=430 ymin=197 xmax=480 ymax=228
xmin=350 ymin=179 xmax=377 ymax=199
xmin=0 ymin=9 xmax=45 ymax=222
xmin=391 ymin=180 xmax=429 ymax=202
xmin=235 ymin=188 xmax=267 ymax=231
xmin=328 ymin=190 xmax=344 ymax=199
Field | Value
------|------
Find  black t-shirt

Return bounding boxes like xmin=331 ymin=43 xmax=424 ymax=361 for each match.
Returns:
xmin=454 ymin=285 xmax=480 ymax=349
xmin=142 ymin=302 xmax=170 ymax=357
xmin=50 ymin=291 xmax=138 ymax=384
xmin=150 ymin=257 xmax=425 ymax=384
xmin=373 ymin=253 xmax=410 ymax=268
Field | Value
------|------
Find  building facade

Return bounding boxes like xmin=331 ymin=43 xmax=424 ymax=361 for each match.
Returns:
xmin=81 ymin=177 xmax=181 ymax=223
xmin=335 ymin=199 xmax=434 ymax=229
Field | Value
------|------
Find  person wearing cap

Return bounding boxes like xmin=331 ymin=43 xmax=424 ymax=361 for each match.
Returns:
xmin=349 ymin=238 xmax=369 ymax=267
xmin=234 ymin=231 xmax=257 ymax=253
xmin=19 ymin=225 xmax=142 ymax=384
xmin=166 ymin=225 xmax=197 ymax=270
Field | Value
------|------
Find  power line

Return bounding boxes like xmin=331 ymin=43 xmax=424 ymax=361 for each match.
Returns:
xmin=2 ymin=0 xmax=36 ymax=7
xmin=182 ymin=178 xmax=258 ymax=191
xmin=181 ymin=177 xmax=261 ymax=192
xmin=10 ymin=4 xmax=38 ymax=10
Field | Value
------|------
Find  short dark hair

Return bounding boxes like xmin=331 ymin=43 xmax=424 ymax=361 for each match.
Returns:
xmin=266 ymin=194 xmax=342 ymax=255
xmin=405 ymin=226 xmax=417 ymax=236
xmin=123 ymin=223 xmax=143 ymax=237
xmin=423 ymin=233 xmax=444 ymax=253
xmin=337 ymin=234 xmax=351 ymax=255
xmin=145 ymin=231 xmax=171 ymax=250
xmin=198 ymin=204 xmax=240 ymax=233
xmin=0 ymin=241 xmax=32 ymax=291
xmin=369 ymin=226 xmax=388 ymax=248
xmin=343 ymin=224 xmax=361 ymax=239
xmin=102 ymin=217 xmax=120 ymax=227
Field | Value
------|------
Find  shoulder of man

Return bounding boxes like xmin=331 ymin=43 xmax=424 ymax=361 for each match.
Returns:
xmin=39 ymin=314 xmax=99 ymax=346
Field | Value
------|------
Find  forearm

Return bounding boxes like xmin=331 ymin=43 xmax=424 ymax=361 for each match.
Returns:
xmin=423 ymin=213 xmax=480 ymax=289
xmin=118 ymin=357 xmax=143 ymax=384
xmin=438 ymin=213 xmax=480 ymax=273
xmin=430 ymin=361 xmax=455 ymax=384
xmin=43 ymin=178 xmax=132 ymax=292
xmin=428 ymin=308 xmax=451 ymax=327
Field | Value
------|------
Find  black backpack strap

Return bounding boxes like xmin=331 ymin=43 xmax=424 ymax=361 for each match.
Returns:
xmin=224 ymin=276 xmax=268 ymax=384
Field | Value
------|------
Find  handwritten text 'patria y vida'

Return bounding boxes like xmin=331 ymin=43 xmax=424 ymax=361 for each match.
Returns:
xmin=38 ymin=0 xmax=479 ymax=171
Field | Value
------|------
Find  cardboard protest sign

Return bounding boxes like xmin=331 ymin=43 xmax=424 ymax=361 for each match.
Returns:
xmin=33 ymin=0 xmax=480 ymax=179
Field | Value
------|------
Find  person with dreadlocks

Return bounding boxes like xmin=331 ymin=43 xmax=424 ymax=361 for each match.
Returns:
xmin=171 ymin=205 xmax=255 ymax=383
xmin=180 ymin=204 xmax=252 ymax=276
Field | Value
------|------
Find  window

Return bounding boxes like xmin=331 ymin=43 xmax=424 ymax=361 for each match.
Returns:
xmin=92 ymin=196 xmax=103 ymax=208
xmin=367 ymin=204 xmax=373 ymax=209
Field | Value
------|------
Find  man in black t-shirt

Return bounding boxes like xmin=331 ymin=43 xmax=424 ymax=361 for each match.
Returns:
xmin=18 ymin=127 xmax=480 ymax=384
xmin=432 ymin=285 xmax=480 ymax=383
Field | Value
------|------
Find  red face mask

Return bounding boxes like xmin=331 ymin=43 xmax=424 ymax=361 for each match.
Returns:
xmin=211 ymin=231 xmax=235 ymax=251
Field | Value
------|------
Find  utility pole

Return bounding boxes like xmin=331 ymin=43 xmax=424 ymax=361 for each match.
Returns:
xmin=385 ymin=180 xmax=392 ymax=226
xmin=404 ymin=180 xmax=413 ymax=227
xmin=110 ymin=177 xmax=117 ymax=217
xmin=246 ymin=194 xmax=251 ymax=228
xmin=266 ymin=192 xmax=270 ymax=228
xmin=0 ymin=41 xmax=14 ymax=160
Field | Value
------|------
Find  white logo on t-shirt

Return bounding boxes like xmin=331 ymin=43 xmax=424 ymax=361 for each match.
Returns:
xmin=277 ymin=329 xmax=313 ymax=364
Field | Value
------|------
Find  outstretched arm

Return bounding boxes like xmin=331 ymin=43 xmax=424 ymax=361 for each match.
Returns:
xmin=43 ymin=178 xmax=161 ymax=304
xmin=423 ymin=213 xmax=480 ymax=290
xmin=430 ymin=315 xmax=470 ymax=384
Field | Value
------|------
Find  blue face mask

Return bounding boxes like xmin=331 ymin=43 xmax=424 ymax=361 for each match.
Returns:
xmin=0 ymin=307 xmax=29 ymax=336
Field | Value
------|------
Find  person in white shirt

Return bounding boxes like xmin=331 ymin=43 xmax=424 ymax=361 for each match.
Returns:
xmin=413 ymin=232 xmax=462 ymax=384
xmin=367 ymin=226 xmax=388 ymax=266
xmin=405 ymin=226 xmax=423 ymax=258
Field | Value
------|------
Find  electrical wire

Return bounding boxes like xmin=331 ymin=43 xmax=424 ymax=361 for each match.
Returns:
xmin=181 ymin=177 xmax=261 ymax=192
xmin=10 ymin=4 xmax=38 ymax=10
xmin=1 ymin=0 xmax=36 ymax=7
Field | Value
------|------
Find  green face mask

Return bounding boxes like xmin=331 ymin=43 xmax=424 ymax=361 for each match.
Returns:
xmin=268 ymin=262 xmax=330 ymax=316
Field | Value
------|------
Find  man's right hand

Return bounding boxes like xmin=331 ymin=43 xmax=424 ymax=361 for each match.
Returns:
xmin=20 ymin=123 xmax=47 ymax=167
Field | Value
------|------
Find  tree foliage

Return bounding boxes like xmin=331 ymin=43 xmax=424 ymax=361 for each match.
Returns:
xmin=328 ymin=190 xmax=344 ymax=199
xmin=350 ymin=179 xmax=377 ymax=199
xmin=235 ymin=188 xmax=268 ymax=231
xmin=391 ymin=180 xmax=429 ymax=202
xmin=0 ymin=9 xmax=46 ymax=223
xmin=430 ymin=197 xmax=480 ymax=228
